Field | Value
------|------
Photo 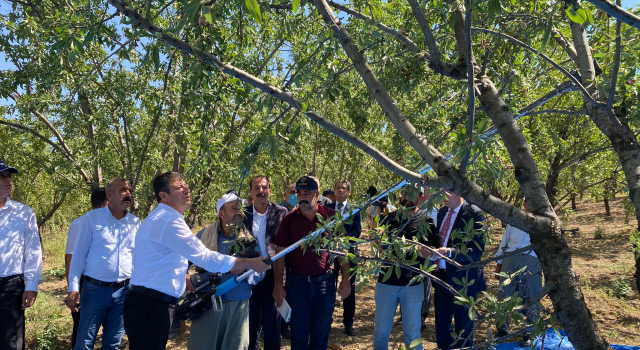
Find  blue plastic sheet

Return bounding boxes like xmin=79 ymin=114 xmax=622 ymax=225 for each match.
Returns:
xmin=494 ymin=328 xmax=639 ymax=350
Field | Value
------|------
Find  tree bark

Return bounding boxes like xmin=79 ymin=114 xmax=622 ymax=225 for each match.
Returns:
xmin=79 ymin=92 xmax=103 ymax=188
xmin=546 ymin=152 xmax=563 ymax=207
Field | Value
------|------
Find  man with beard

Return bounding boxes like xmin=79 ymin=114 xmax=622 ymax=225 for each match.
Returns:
xmin=188 ymin=192 xmax=262 ymax=350
xmin=124 ymin=172 xmax=271 ymax=350
xmin=0 ymin=159 xmax=42 ymax=350
xmin=64 ymin=187 xmax=108 ymax=348
xmin=67 ymin=178 xmax=141 ymax=350
xmin=372 ymin=187 xmax=435 ymax=350
xmin=273 ymin=176 xmax=351 ymax=350
xmin=423 ymin=191 xmax=485 ymax=349
xmin=326 ymin=180 xmax=361 ymax=336
xmin=244 ymin=176 xmax=288 ymax=350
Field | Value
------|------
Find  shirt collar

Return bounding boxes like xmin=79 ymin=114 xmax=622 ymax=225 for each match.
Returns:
xmin=448 ymin=203 xmax=463 ymax=215
xmin=0 ymin=197 xmax=16 ymax=211
xmin=337 ymin=200 xmax=348 ymax=208
xmin=158 ymin=203 xmax=183 ymax=218
xmin=253 ymin=205 xmax=269 ymax=217
xmin=105 ymin=204 xmax=129 ymax=220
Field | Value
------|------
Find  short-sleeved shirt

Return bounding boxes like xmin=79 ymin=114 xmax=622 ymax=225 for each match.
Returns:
xmin=274 ymin=205 xmax=336 ymax=277
xmin=377 ymin=210 xmax=435 ymax=286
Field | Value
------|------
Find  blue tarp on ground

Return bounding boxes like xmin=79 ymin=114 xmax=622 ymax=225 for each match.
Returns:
xmin=494 ymin=329 xmax=639 ymax=350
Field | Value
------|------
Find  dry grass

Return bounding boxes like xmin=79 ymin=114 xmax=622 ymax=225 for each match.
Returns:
xmin=28 ymin=198 xmax=640 ymax=349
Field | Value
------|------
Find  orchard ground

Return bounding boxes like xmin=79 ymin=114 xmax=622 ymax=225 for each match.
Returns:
xmin=29 ymin=197 xmax=640 ymax=349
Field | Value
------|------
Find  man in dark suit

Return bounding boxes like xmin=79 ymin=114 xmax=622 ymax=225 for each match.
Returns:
xmin=326 ymin=180 xmax=362 ymax=336
xmin=425 ymin=191 xmax=485 ymax=349
xmin=244 ymin=176 xmax=288 ymax=350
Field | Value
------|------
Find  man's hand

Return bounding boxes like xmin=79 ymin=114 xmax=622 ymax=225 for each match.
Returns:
xmin=495 ymin=263 xmax=502 ymax=281
xmin=66 ymin=291 xmax=80 ymax=312
xmin=338 ymin=277 xmax=351 ymax=301
xmin=273 ymin=284 xmax=286 ymax=307
xmin=22 ymin=291 xmax=37 ymax=310
xmin=244 ymin=257 xmax=272 ymax=273
xmin=230 ymin=268 xmax=247 ymax=275
xmin=185 ymin=274 xmax=195 ymax=292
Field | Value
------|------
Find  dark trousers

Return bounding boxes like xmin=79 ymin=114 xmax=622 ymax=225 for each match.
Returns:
xmin=248 ymin=270 xmax=281 ymax=350
xmin=333 ymin=259 xmax=356 ymax=327
xmin=0 ymin=275 xmax=25 ymax=350
xmin=433 ymin=270 xmax=475 ymax=349
xmin=123 ymin=289 xmax=175 ymax=350
xmin=287 ymin=272 xmax=336 ymax=350
xmin=421 ymin=279 xmax=432 ymax=322
xmin=71 ymin=311 xmax=80 ymax=348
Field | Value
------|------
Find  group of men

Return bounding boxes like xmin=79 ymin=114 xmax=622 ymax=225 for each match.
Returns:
xmin=0 ymin=155 xmax=541 ymax=350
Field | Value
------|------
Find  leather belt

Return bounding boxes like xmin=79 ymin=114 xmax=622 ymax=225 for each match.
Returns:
xmin=0 ymin=274 xmax=22 ymax=283
xmin=291 ymin=271 xmax=334 ymax=282
xmin=85 ymin=276 xmax=129 ymax=289
xmin=129 ymin=285 xmax=179 ymax=305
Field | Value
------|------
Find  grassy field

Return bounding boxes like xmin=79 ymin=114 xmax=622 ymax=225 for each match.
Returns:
xmin=27 ymin=198 xmax=640 ymax=349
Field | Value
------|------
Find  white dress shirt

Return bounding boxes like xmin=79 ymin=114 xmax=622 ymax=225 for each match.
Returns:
xmin=495 ymin=224 xmax=537 ymax=264
xmin=0 ymin=198 xmax=42 ymax=291
xmin=433 ymin=204 xmax=462 ymax=269
xmin=129 ymin=204 xmax=236 ymax=298
xmin=252 ymin=207 xmax=269 ymax=257
xmin=68 ymin=205 xmax=140 ymax=292
xmin=65 ymin=214 xmax=87 ymax=255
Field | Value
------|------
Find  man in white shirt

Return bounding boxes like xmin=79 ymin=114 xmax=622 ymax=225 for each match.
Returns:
xmin=64 ymin=187 xmax=108 ymax=348
xmin=66 ymin=178 xmax=140 ymax=350
xmin=123 ymin=172 xmax=272 ymax=350
xmin=243 ymin=176 xmax=288 ymax=350
xmin=0 ymin=159 xmax=42 ymax=350
xmin=494 ymin=200 xmax=541 ymax=347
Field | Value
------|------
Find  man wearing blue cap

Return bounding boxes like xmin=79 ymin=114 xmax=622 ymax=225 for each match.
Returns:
xmin=0 ymin=159 xmax=42 ymax=350
xmin=273 ymin=176 xmax=351 ymax=350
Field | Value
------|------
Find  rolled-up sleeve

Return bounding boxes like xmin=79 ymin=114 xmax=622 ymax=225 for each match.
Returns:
xmin=23 ymin=210 xmax=42 ymax=291
xmin=161 ymin=219 xmax=236 ymax=274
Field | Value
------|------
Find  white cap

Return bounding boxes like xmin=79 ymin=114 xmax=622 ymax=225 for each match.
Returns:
xmin=216 ymin=192 xmax=241 ymax=213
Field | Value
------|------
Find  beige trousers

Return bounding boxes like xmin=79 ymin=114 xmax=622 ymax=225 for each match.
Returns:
xmin=187 ymin=299 xmax=250 ymax=350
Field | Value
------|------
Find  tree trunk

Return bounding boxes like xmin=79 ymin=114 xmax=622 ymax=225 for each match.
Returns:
xmin=604 ymin=181 xmax=611 ymax=216
xmin=546 ymin=152 xmax=563 ymax=207
xmin=571 ymin=194 xmax=577 ymax=210
xmin=79 ymin=92 xmax=103 ymax=188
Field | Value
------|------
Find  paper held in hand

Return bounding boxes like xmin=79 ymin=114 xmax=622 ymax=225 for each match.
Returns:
xmin=277 ymin=299 xmax=292 ymax=323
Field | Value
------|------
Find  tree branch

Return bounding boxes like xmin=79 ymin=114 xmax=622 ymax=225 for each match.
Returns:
xmin=406 ymin=0 xmax=440 ymax=63
xmin=473 ymin=27 xmax=601 ymax=107
xmin=460 ymin=0 xmax=475 ymax=175
xmin=516 ymin=81 xmax=578 ymax=117
xmin=523 ymin=109 xmax=586 ymax=117
xmin=0 ymin=119 xmax=92 ymax=184
xmin=458 ymin=246 xmax=534 ymax=270
xmin=132 ymin=55 xmax=174 ymax=191
xmin=584 ymin=0 xmax=640 ymax=30
xmin=608 ymin=0 xmax=622 ymax=110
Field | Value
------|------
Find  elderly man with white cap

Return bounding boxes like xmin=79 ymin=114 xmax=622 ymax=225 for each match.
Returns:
xmin=187 ymin=190 xmax=264 ymax=350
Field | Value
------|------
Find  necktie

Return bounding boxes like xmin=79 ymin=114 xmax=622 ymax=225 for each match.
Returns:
xmin=337 ymin=202 xmax=344 ymax=215
xmin=436 ymin=209 xmax=455 ymax=271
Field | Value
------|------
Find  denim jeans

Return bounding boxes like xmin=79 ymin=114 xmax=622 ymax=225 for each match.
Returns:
xmin=73 ymin=279 xmax=127 ymax=350
xmin=287 ymin=272 xmax=336 ymax=350
xmin=373 ymin=282 xmax=424 ymax=350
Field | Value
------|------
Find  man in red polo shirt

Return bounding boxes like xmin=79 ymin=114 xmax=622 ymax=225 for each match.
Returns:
xmin=273 ymin=176 xmax=351 ymax=350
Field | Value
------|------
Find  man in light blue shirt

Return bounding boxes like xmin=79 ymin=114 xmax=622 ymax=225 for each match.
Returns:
xmin=66 ymin=178 xmax=141 ymax=350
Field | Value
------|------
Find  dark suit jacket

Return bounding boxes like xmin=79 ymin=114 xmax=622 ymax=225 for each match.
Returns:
xmin=243 ymin=201 xmax=288 ymax=253
xmin=428 ymin=202 xmax=486 ymax=296
xmin=326 ymin=201 xmax=362 ymax=239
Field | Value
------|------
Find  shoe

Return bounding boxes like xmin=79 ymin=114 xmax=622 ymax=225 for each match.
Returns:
xmin=281 ymin=327 xmax=291 ymax=340
xmin=521 ymin=335 xmax=532 ymax=347
xmin=344 ymin=325 xmax=356 ymax=336
xmin=168 ymin=325 xmax=181 ymax=340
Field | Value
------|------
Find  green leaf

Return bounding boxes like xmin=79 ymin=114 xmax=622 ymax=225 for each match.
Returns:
xmin=395 ymin=263 xmax=401 ymax=278
xmin=301 ymin=102 xmax=307 ymax=112
xmin=203 ymin=6 xmax=213 ymax=24
xmin=292 ymin=0 xmax=301 ymax=13
xmin=152 ymin=46 xmax=160 ymax=71
xmin=575 ymin=8 xmax=589 ymax=23
xmin=245 ymin=0 xmax=263 ymax=24
xmin=566 ymin=7 xmax=585 ymax=24
xmin=408 ymin=338 xmax=423 ymax=349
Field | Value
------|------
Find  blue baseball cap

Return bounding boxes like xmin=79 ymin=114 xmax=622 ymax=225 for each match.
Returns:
xmin=295 ymin=176 xmax=319 ymax=191
xmin=0 ymin=159 xmax=18 ymax=174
